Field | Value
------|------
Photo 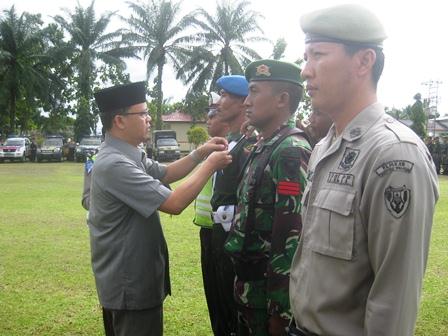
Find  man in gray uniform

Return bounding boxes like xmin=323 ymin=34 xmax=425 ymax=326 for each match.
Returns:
xmin=289 ymin=4 xmax=439 ymax=336
xmin=90 ymin=81 xmax=232 ymax=336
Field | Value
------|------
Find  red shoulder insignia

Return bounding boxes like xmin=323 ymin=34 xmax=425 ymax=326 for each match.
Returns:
xmin=277 ymin=181 xmax=300 ymax=196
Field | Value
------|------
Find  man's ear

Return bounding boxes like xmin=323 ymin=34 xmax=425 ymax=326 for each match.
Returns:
xmin=357 ymin=49 xmax=376 ymax=77
xmin=277 ymin=91 xmax=290 ymax=110
xmin=113 ymin=114 xmax=127 ymax=130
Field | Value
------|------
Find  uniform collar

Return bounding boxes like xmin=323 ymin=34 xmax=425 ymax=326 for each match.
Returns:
xmin=254 ymin=124 xmax=291 ymax=153
xmin=316 ymin=102 xmax=385 ymax=153
xmin=340 ymin=102 xmax=385 ymax=142
xmin=227 ymin=131 xmax=242 ymax=142
xmin=105 ymin=133 xmax=145 ymax=164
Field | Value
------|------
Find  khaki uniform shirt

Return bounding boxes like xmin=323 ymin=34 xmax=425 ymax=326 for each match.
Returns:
xmin=89 ymin=134 xmax=172 ymax=310
xmin=290 ymin=103 xmax=439 ymax=336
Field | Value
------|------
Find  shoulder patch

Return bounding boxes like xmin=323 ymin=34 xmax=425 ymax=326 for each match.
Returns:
xmin=277 ymin=181 xmax=300 ymax=196
xmin=375 ymin=160 xmax=414 ymax=177
xmin=384 ymin=185 xmax=411 ymax=218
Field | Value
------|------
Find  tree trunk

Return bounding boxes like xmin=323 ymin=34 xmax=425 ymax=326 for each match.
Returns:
xmin=155 ymin=61 xmax=164 ymax=130
xmin=9 ymin=87 xmax=16 ymax=134
xmin=224 ymin=45 xmax=230 ymax=75
xmin=77 ymin=51 xmax=93 ymax=137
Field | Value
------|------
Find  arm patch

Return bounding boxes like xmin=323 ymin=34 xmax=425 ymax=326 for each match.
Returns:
xmin=277 ymin=181 xmax=300 ymax=196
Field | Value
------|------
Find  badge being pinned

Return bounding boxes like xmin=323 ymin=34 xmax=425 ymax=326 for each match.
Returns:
xmin=277 ymin=181 xmax=300 ymax=196
xmin=384 ymin=185 xmax=411 ymax=218
xmin=256 ymin=64 xmax=271 ymax=77
xmin=85 ymin=160 xmax=94 ymax=174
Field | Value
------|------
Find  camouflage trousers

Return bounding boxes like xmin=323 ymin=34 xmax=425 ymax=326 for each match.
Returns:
xmin=237 ymin=304 xmax=269 ymax=336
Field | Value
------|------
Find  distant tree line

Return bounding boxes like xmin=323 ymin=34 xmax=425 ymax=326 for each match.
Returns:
xmin=385 ymin=92 xmax=437 ymax=139
xmin=1 ymin=0 xmax=431 ymax=142
xmin=0 ymin=0 xmax=279 ymax=140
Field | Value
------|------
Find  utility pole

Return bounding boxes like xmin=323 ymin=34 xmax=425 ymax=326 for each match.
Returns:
xmin=422 ymin=80 xmax=443 ymax=136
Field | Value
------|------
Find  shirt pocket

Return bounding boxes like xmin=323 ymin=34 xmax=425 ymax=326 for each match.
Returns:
xmin=309 ymin=188 xmax=356 ymax=260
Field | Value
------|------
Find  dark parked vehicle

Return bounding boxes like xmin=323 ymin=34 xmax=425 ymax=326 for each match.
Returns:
xmin=37 ymin=136 xmax=64 ymax=162
xmin=75 ymin=136 xmax=102 ymax=162
xmin=0 ymin=137 xmax=31 ymax=162
xmin=152 ymin=130 xmax=181 ymax=162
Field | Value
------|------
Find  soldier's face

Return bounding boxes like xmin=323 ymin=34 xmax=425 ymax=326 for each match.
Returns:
xmin=244 ymin=81 xmax=278 ymax=129
xmin=302 ymin=42 xmax=358 ymax=117
xmin=308 ymin=109 xmax=333 ymax=140
xmin=217 ymin=90 xmax=245 ymax=124
xmin=207 ymin=111 xmax=229 ymax=138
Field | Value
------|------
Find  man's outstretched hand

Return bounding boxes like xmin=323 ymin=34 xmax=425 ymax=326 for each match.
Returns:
xmin=196 ymin=137 xmax=229 ymax=159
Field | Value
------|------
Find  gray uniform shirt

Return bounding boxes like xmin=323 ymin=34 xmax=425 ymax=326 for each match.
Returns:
xmin=89 ymin=134 xmax=172 ymax=310
xmin=290 ymin=103 xmax=439 ymax=336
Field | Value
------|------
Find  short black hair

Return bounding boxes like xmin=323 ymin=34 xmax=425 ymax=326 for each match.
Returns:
xmin=101 ymin=107 xmax=128 ymax=130
xmin=270 ymin=81 xmax=304 ymax=114
xmin=344 ymin=45 xmax=385 ymax=88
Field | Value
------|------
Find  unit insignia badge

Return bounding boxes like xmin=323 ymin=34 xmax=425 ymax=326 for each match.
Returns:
xmin=338 ymin=147 xmax=360 ymax=171
xmin=384 ymin=185 xmax=411 ymax=218
xmin=256 ymin=64 xmax=271 ymax=77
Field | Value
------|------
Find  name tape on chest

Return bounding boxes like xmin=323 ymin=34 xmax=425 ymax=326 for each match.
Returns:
xmin=327 ymin=172 xmax=355 ymax=187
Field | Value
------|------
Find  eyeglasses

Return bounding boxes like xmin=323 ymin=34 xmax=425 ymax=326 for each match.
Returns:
xmin=121 ymin=111 xmax=150 ymax=117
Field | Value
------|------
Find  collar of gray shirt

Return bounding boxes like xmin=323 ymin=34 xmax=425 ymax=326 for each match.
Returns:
xmin=104 ymin=133 xmax=146 ymax=167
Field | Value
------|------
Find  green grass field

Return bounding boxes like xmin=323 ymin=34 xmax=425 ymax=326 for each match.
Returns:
xmin=0 ymin=162 xmax=447 ymax=335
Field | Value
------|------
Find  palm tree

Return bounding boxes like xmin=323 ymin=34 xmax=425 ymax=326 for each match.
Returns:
xmin=121 ymin=0 xmax=195 ymax=130
xmin=177 ymin=0 xmax=269 ymax=94
xmin=53 ymin=0 xmax=134 ymax=139
xmin=271 ymin=38 xmax=287 ymax=60
xmin=0 ymin=6 xmax=50 ymax=134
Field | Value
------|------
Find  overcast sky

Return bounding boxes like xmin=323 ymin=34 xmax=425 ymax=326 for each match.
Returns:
xmin=3 ymin=0 xmax=447 ymax=115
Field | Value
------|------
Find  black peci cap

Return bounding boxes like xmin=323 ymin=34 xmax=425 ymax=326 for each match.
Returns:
xmin=94 ymin=81 xmax=147 ymax=114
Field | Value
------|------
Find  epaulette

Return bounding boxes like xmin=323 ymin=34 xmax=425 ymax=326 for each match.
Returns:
xmin=384 ymin=117 xmax=418 ymax=145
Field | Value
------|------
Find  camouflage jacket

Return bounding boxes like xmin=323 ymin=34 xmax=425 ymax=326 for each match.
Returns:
xmin=225 ymin=126 xmax=311 ymax=320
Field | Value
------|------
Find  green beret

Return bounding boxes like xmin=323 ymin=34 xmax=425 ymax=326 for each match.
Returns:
xmin=245 ymin=59 xmax=302 ymax=86
xmin=300 ymin=4 xmax=387 ymax=48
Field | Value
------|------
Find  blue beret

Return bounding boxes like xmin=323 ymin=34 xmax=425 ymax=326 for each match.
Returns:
xmin=216 ymin=75 xmax=248 ymax=97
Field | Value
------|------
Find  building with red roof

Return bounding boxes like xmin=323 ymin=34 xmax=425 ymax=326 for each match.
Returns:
xmin=160 ymin=111 xmax=206 ymax=152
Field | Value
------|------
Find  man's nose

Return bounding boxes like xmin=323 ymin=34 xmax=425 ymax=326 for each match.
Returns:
xmin=301 ymin=61 xmax=311 ymax=80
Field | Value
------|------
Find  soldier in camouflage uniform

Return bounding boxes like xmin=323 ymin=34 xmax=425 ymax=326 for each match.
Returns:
xmin=225 ymin=59 xmax=311 ymax=336
xmin=441 ymin=136 xmax=448 ymax=175
xmin=431 ymin=136 xmax=441 ymax=174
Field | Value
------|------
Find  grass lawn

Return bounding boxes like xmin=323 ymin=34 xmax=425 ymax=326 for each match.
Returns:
xmin=0 ymin=162 xmax=447 ymax=335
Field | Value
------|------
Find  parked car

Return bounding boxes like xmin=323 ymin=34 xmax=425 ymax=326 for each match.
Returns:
xmin=37 ymin=136 xmax=64 ymax=162
xmin=152 ymin=130 xmax=181 ymax=162
xmin=0 ymin=137 xmax=31 ymax=162
xmin=75 ymin=136 xmax=102 ymax=162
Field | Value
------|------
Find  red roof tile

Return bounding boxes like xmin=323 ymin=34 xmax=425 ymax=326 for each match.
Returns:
xmin=162 ymin=111 xmax=193 ymax=122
